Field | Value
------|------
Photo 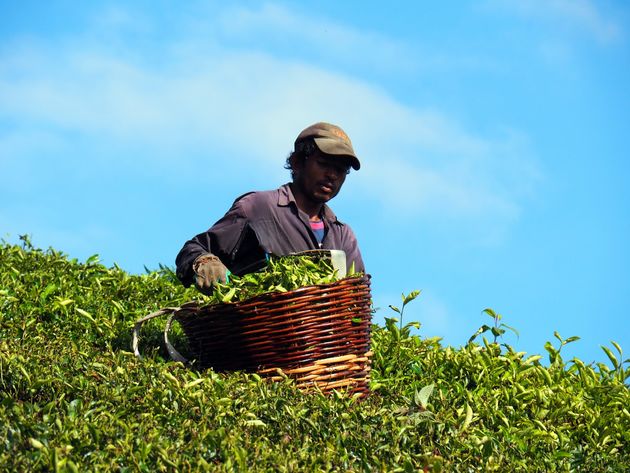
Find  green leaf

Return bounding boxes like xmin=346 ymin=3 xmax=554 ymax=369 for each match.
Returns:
xmin=490 ymin=327 xmax=505 ymax=338
xmin=539 ymin=365 xmax=553 ymax=385
xmin=76 ymin=307 xmax=95 ymax=322
xmin=389 ymin=305 xmax=401 ymax=314
xmin=221 ymin=287 xmax=237 ymax=303
xmin=523 ymin=355 xmax=542 ymax=365
xmin=414 ymin=384 xmax=434 ymax=409
xmin=76 ymin=308 xmax=103 ymax=334
xmin=402 ymin=290 xmax=421 ymax=307
xmin=553 ymin=451 xmax=573 ymax=459
xmin=468 ymin=324 xmax=492 ymax=344
xmin=501 ymin=322 xmax=520 ymax=338
xmin=460 ymin=404 xmax=473 ymax=433
xmin=245 ymin=419 xmax=267 ymax=427
xmin=601 ymin=345 xmax=620 ymax=370
xmin=39 ymin=283 xmax=57 ymax=302
xmin=483 ymin=308 xmax=499 ymax=320
xmin=86 ymin=254 xmax=100 ymax=265
xmin=184 ymin=378 xmax=204 ymax=389
xmin=28 ymin=438 xmax=45 ymax=450
xmin=544 ymin=341 xmax=558 ymax=363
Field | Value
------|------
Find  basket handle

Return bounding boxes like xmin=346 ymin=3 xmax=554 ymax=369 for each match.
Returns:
xmin=132 ymin=307 xmax=188 ymax=364
xmin=163 ymin=311 xmax=188 ymax=364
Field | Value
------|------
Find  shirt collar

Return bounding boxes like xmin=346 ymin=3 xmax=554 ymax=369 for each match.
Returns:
xmin=278 ymin=183 xmax=341 ymax=224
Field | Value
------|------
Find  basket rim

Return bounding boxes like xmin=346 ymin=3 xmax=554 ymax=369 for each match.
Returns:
xmin=183 ymin=273 xmax=371 ymax=315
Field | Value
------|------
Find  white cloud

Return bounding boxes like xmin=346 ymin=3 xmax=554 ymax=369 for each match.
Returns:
xmin=543 ymin=0 xmax=622 ymax=43
xmin=489 ymin=0 xmax=623 ymax=44
xmin=363 ymin=159 xmax=520 ymax=220
xmin=0 ymin=2 xmax=540 ymax=235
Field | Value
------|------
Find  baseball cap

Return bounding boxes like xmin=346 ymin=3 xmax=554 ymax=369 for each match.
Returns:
xmin=295 ymin=122 xmax=361 ymax=170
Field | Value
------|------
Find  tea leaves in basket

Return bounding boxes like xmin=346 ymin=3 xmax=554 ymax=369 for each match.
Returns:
xmin=206 ymin=255 xmax=353 ymax=305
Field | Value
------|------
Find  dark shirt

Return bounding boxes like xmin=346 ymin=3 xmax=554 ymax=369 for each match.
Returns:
xmin=175 ymin=183 xmax=365 ymax=287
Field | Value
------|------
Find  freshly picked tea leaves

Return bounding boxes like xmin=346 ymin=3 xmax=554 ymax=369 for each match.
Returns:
xmin=205 ymin=255 xmax=355 ymax=305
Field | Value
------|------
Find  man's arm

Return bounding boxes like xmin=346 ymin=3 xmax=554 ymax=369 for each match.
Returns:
xmin=175 ymin=197 xmax=250 ymax=287
xmin=175 ymin=232 xmax=214 ymax=287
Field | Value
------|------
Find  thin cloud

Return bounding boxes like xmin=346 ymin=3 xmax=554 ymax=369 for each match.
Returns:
xmin=488 ymin=0 xmax=623 ymax=44
xmin=212 ymin=3 xmax=417 ymax=74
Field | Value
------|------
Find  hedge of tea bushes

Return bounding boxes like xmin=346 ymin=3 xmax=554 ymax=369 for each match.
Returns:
xmin=1 ymin=240 xmax=628 ymax=472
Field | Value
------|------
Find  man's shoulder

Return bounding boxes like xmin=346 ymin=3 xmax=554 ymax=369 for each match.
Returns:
xmin=231 ymin=186 xmax=286 ymax=211
xmin=233 ymin=186 xmax=282 ymax=204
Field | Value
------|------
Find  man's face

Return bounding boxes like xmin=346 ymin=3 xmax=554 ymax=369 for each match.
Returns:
xmin=293 ymin=151 xmax=351 ymax=204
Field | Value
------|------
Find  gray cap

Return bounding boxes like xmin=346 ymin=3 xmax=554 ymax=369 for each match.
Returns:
xmin=295 ymin=122 xmax=360 ymax=170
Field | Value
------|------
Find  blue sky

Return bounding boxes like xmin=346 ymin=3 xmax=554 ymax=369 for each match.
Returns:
xmin=1 ymin=0 xmax=628 ymax=365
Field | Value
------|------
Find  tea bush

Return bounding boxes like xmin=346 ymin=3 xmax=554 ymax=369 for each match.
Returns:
xmin=1 ymin=240 xmax=628 ymax=471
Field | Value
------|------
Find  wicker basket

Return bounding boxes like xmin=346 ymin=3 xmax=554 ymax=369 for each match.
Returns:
xmin=133 ymin=275 xmax=372 ymax=396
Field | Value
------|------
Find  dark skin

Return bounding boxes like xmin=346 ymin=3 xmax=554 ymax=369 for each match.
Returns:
xmin=289 ymin=150 xmax=352 ymax=220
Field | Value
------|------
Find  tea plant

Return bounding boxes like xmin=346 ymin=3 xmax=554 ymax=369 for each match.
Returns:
xmin=388 ymin=289 xmax=421 ymax=332
xmin=467 ymin=307 xmax=519 ymax=345
xmin=1 ymin=240 xmax=628 ymax=471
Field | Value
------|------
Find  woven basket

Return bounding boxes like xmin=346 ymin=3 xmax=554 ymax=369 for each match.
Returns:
xmin=133 ymin=275 xmax=372 ymax=396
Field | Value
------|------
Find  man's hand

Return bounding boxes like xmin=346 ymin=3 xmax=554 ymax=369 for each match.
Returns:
xmin=192 ymin=254 xmax=228 ymax=295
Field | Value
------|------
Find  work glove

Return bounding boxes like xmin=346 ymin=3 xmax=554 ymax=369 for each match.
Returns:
xmin=192 ymin=253 xmax=228 ymax=295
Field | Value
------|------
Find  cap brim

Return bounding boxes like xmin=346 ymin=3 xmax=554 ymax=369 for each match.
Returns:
xmin=313 ymin=137 xmax=361 ymax=170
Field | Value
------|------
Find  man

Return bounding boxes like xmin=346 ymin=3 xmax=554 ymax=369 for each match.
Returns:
xmin=175 ymin=122 xmax=365 ymax=294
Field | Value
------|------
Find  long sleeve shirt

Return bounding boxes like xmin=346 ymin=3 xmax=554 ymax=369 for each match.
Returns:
xmin=175 ymin=183 xmax=365 ymax=287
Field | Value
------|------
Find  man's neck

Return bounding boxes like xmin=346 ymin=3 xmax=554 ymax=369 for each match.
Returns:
xmin=289 ymin=184 xmax=324 ymax=220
